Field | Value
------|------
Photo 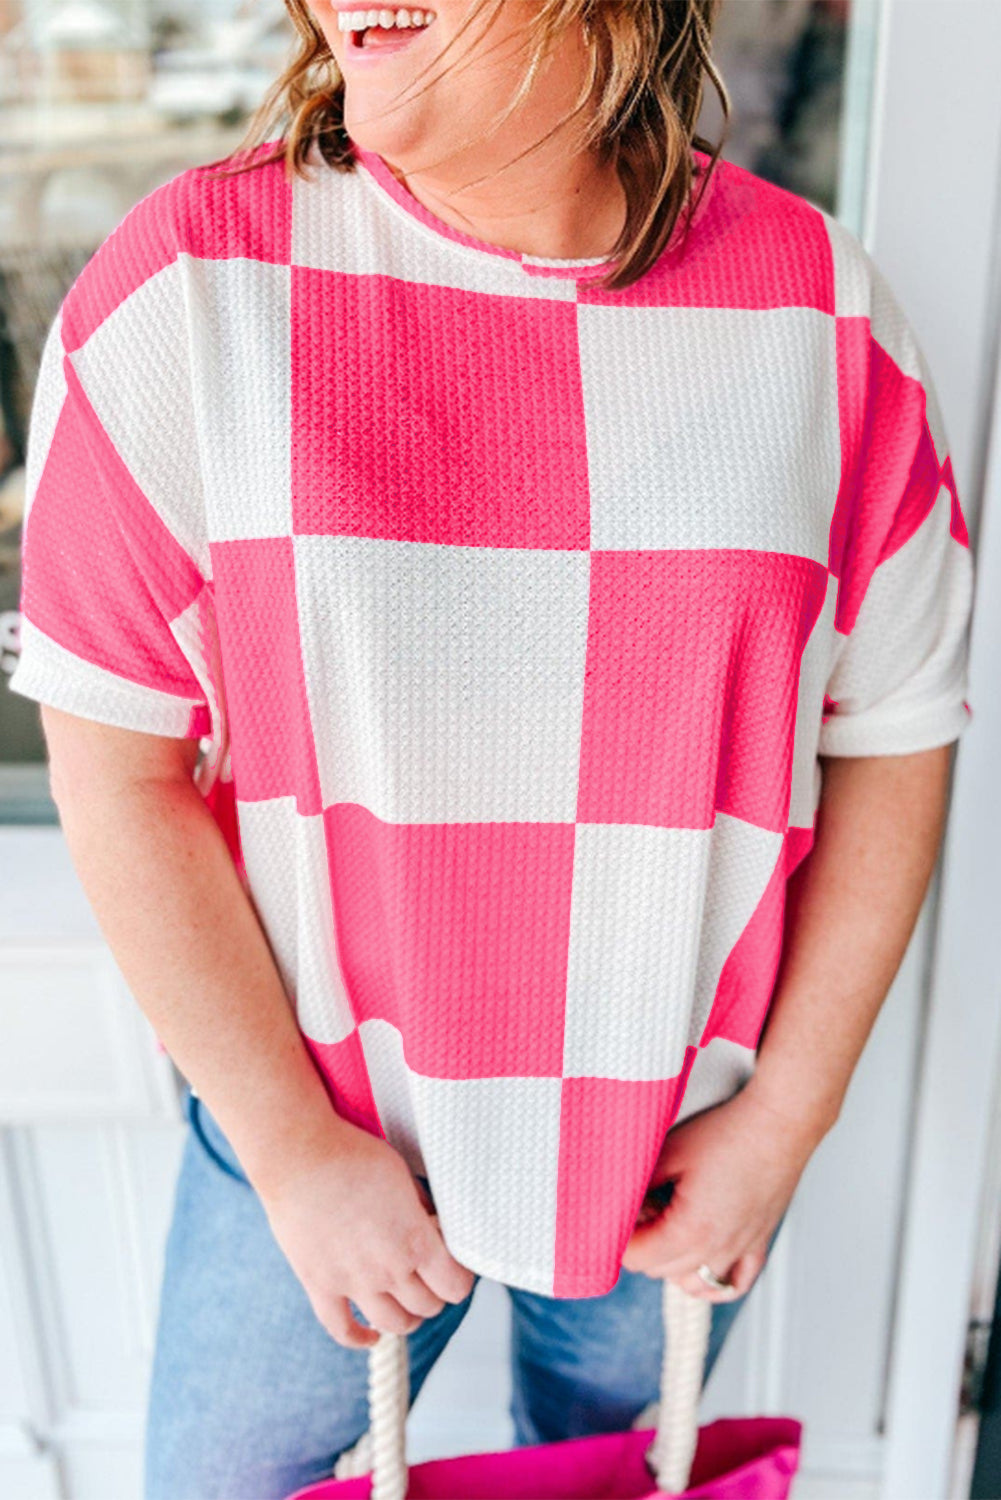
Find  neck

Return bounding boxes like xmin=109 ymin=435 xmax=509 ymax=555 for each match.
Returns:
xmin=380 ymin=134 xmax=627 ymax=262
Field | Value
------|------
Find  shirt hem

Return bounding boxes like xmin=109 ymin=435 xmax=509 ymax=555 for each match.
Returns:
xmin=441 ymin=1239 xmax=621 ymax=1299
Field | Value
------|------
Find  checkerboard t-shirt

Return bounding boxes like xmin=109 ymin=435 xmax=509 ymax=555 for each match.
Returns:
xmin=10 ymin=136 xmax=975 ymax=1296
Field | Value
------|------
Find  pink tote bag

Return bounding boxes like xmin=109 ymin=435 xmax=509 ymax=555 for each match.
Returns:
xmin=285 ymin=1278 xmax=802 ymax=1500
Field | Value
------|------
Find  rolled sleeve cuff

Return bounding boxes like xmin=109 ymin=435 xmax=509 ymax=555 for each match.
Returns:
xmin=9 ymin=618 xmax=209 ymax=739
xmin=817 ymin=692 xmax=973 ymax=757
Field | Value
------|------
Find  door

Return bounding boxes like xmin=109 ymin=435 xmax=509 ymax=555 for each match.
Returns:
xmin=2 ymin=4 xmax=999 ymax=1496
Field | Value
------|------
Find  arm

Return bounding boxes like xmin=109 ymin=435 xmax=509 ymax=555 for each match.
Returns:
xmin=42 ymin=706 xmax=475 ymax=1344
xmin=621 ymin=743 xmax=954 ymax=1296
xmin=750 ymin=744 xmax=953 ymax=1134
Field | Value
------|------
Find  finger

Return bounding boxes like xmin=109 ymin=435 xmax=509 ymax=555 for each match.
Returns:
xmin=720 ymin=1248 xmax=767 ymax=1299
xmin=621 ymin=1214 xmax=692 ymax=1274
xmin=391 ymin=1269 xmax=447 ymax=1320
xmin=416 ymin=1234 xmax=477 ymax=1305
xmin=321 ymin=1295 xmax=381 ymax=1350
xmin=641 ymin=1245 xmax=736 ymax=1282
xmin=624 ymin=1194 xmax=718 ymax=1269
xmin=359 ymin=1290 xmax=425 ymax=1337
xmin=665 ymin=1247 xmax=766 ymax=1299
xmin=621 ymin=1232 xmax=655 ymax=1273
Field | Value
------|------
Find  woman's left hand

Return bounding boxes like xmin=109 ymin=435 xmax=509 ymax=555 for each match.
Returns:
xmin=620 ymin=1082 xmax=828 ymax=1301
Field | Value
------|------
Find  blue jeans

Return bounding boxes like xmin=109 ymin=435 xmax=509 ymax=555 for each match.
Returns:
xmin=144 ymin=1087 xmax=779 ymax=1500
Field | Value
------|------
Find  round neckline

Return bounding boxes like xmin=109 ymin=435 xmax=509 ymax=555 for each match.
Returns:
xmin=349 ymin=142 xmax=620 ymax=282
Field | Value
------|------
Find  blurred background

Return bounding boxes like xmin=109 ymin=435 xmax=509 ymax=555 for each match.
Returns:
xmin=2 ymin=4 xmax=1001 ymax=1499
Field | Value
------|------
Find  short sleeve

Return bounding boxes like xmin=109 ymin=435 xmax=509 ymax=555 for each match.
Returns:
xmin=8 ymin=232 xmax=213 ymax=740
xmin=817 ymin=262 xmax=975 ymax=757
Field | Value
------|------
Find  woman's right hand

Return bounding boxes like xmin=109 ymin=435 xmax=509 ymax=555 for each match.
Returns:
xmin=36 ymin=711 xmax=475 ymax=1352
xmin=255 ymin=1117 xmax=476 ymax=1349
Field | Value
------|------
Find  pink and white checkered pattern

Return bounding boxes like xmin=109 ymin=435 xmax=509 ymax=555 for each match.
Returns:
xmin=11 ymin=137 xmax=975 ymax=1296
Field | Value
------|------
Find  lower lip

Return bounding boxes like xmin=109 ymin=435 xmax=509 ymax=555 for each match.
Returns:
xmin=343 ymin=23 xmax=433 ymax=64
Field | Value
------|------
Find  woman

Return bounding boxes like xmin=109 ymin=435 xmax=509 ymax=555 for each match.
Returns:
xmin=9 ymin=2 xmax=975 ymax=1497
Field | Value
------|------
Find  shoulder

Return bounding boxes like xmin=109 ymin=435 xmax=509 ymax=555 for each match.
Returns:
xmin=59 ymin=137 xmax=292 ymax=356
xmin=804 ymin=185 xmax=935 ymax=416
xmin=171 ymin=136 xmax=294 ymax=266
xmin=696 ymin=151 xmax=827 ymax=239
xmin=706 ymin=155 xmax=924 ymax=341
xmin=680 ymin=151 xmax=874 ymax=315
xmin=684 ymin=154 xmax=936 ymax=403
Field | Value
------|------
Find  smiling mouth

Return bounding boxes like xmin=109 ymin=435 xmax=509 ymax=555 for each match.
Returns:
xmin=342 ymin=12 xmax=437 ymax=52
xmin=350 ymin=25 xmax=427 ymax=53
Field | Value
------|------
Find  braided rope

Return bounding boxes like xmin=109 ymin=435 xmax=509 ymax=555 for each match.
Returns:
xmin=332 ymin=1275 xmax=712 ymax=1497
xmin=643 ymin=1277 xmax=712 ymax=1490
xmin=331 ymin=1424 xmax=372 ymax=1481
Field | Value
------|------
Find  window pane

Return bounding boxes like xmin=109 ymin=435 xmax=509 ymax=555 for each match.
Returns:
xmin=701 ymin=0 xmax=858 ymax=217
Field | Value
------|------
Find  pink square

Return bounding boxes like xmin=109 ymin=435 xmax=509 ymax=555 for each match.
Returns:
xmin=290 ymin=269 xmax=590 ymax=548
xmin=61 ymin=203 xmax=177 ymax=355
xmin=830 ymin=330 xmax=938 ymax=634
xmin=61 ymin=147 xmax=291 ymax=352
xmin=304 ymin=1031 xmax=381 ymax=1139
xmin=323 ymin=804 xmax=576 ymax=1078
xmin=553 ymin=1075 xmax=685 ymax=1297
xmin=701 ymin=824 xmax=818 ymax=1051
xmin=699 ymin=832 xmax=789 ymax=1051
xmin=577 ymin=550 xmax=829 ymax=833
xmin=210 ymin=537 xmax=322 ymax=813
xmin=943 ymin=457 xmax=970 ymax=548
xmin=579 ymin=158 xmax=835 ymax=312
xmin=22 ymin=368 xmax=203 ymax=697
xmin=180 ymin=147 xmax=292 ymax=265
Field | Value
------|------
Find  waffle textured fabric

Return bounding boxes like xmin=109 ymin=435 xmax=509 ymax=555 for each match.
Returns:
xmin=11 ymin=136 xmax=975 ymax=1296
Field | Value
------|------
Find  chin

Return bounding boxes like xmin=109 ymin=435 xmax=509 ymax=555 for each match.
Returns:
xmin=344 ymin=108 xmax=430 ymax=164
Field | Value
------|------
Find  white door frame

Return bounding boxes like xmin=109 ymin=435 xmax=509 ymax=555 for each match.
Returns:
xmin=867 ymin=3 xmax=1001 ymax=1496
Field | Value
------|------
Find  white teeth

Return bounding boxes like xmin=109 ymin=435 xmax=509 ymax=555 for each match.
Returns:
xmin=337 ymin=7 xmax=435 ymax=31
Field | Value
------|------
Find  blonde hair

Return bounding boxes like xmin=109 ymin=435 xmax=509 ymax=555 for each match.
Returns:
xmin=203 ymin=0 xmax=730 ymax=292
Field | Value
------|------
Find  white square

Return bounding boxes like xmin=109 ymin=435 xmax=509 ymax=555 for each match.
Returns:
xmin=822 ymin=210 xmax=871 ymax=318
xmin=691 ymin=812 xmax=785 ymax=1044
xmin=183 ymin=256 xmax=292 ymax=542
xmin=358 ymin=1017 xmax=425 ymax=1179
xmin=864 ymin=271 xmax=959 ymax=548
xmin=291 ymin=142 xmax=577 ymax=304
xmin=294 ymin=535 xmax=590 ymax=823
xmin=674 ymin=1036 xmax=757 ymax=1126
xmin=73 ymin=261 xmax=211 ymax=575
xmin=822 ymin=213 xmax=948 ymax=457
xmin=866 ymin=261 xmax=924 ymax=385
xmin=410 ymin=1071 xmax=562 ymax=1292
xmin=237 ymin=796 xmax=355 ymax=1045
xmin=24 ymin=308 xmax=67 ymax=522
xmin=578 ymin=303 xmax=840 ymax=561
xmin=563 ymin=822 xmax=709 ymax=1081
xmin=818 ymin=481 xmax=972 ymax=756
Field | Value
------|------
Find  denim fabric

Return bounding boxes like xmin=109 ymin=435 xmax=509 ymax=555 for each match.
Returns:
xmin=144 ymin=1088 xmax=778 ymax=1500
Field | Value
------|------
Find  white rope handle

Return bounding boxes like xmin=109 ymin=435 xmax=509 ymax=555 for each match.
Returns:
xmin=646 ymin=1278 xmax=712 ymax=1491
xmin=332 ymin=1274 xmax=712 ymax=1497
